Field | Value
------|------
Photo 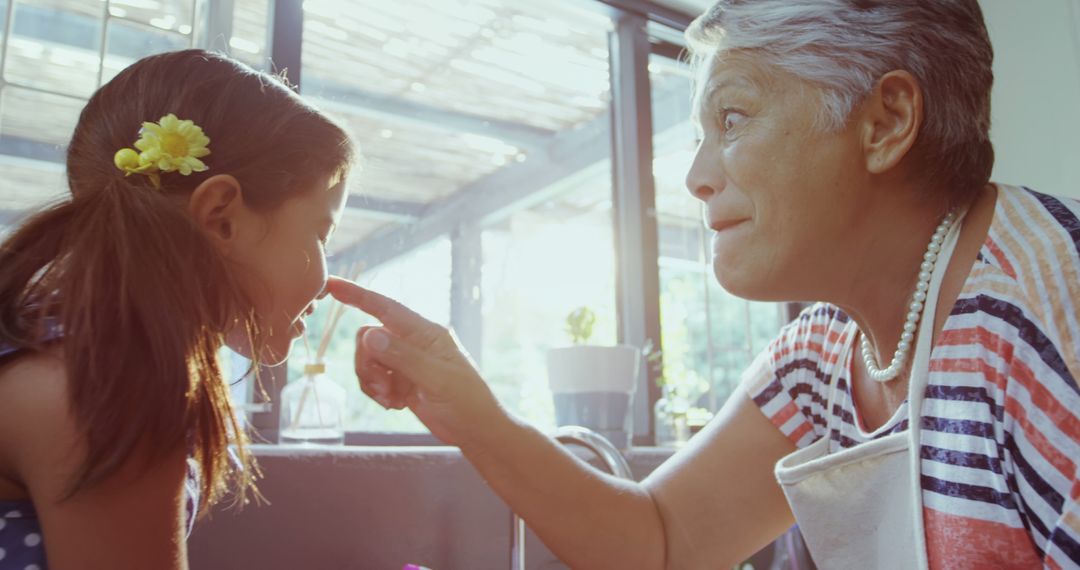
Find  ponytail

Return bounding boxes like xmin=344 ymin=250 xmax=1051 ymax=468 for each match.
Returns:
xmin=0 ymin=200 xmax=75 ymax=341
xmin=0 ymin=177 xmax=257 ymax=512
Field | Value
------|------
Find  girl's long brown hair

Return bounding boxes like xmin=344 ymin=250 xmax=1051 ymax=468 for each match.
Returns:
xmin=0 ymin=49 xmax=353 ymax=513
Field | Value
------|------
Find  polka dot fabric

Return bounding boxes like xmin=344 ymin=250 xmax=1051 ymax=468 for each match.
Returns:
xmin=0 ymin=472 xmax=197 ymax=570
xmin=0 ymin=506 xmax=45 ymax=569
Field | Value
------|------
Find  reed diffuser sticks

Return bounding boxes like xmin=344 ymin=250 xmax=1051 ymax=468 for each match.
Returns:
xmin=313 ymin=261 xmax=366 ymax=363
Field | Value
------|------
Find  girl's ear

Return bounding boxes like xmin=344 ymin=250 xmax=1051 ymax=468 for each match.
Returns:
xmin=189 ymin=174 xmax=245 ymax=252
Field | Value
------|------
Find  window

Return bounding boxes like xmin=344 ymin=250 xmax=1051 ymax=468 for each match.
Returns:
xmin=0 ymin=0 xmax=271 ymax=228
xmin=650 ymin=49 xmax=786 ymax=417
xmin=284 ymin=3 xmax=789 ymax=440
xmin=288 ymin=237 xmax=452 ymax=433
xmin=293 ymin=0 xmax=616 ymax=433
xmin=100 ymin=1 xmax=192 ymax=85
xmin=0 ymin=0 xmax=113 ymax=223
xmin=480 ymin=180 xmax=617 ymax=431
xmin=0 ymin=0 xmax=791 ymax=444
xmin=227 ymin=0 xmax=271 ymax=71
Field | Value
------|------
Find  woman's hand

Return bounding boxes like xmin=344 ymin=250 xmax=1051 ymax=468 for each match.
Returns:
xmin=325 ymin=276 xmax=507 ymax=449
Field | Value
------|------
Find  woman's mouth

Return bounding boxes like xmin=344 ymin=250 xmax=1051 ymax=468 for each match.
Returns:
xmin=710 ymin=218 xmax=750 ymax=255
xmin=709 ymin=218 xmax=749 ymax=233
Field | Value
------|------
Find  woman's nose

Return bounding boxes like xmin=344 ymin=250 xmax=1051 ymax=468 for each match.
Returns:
xmin=685 ymin=152 xmax=719 ymax=202
xmin=687 ymin=179 xmax=716 ymax=202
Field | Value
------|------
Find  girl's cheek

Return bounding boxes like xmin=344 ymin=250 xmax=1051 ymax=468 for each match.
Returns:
xmin=291 ymin=245 xmax=315 ymax=274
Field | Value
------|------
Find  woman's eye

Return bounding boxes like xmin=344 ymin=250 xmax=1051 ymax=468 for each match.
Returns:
xmin=720 ymin=109 xmax=745 ymax=133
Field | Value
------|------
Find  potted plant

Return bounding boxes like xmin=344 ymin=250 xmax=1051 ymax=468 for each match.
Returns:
xmin=545 ymin=306 xmax=640 ymax=450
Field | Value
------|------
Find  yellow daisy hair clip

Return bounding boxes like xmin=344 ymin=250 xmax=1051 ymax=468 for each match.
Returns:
xmin=113 ymin=113 xmax=211 ymax=188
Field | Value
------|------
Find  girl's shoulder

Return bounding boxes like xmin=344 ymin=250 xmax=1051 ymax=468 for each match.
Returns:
xmin=0 ymin=317 xmax=70 ymax=454
xmin=0 ymin=342 xmax=69 ymax=413
xmin=0 ymin=343 xmax=72 ymax=479
xmin=0 ymin=342 xmax=70 ymax=423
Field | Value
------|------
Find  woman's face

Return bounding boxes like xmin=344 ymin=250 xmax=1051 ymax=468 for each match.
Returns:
xmin=685 ymin=55 xmax=868 ymax=301
xmin=229 ymin=175 xmax=348 ymax=364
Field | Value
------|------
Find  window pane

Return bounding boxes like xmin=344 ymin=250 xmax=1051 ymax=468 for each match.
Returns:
xmin=106 ymin=0 xmax=194 ymax=36
xmin=4 ymin=0 xmax=103 ymax=97
xmin=229 ymin=0 xmax=270 ymax=70
xmin=298 ymin=0 xmax=614 ymax=433
xmin=650 ymin=51 xmax=786 ymax=417
xmin=0 ymin=86 xmax=78 ymax=210
xmin=481 ymin=184 xmax=617 ymax=430
xmin=289 ymin=237 xmax=452 ymax=433
xmin=0 ymin=0 xmax=8 ymax=47
xmin=101 ymin=19 xmax=190 ymax=85
xmin=0 ymin=0 xmax=212 ymax=236
xmin=302 ymin=0 xmax=610 ymax=130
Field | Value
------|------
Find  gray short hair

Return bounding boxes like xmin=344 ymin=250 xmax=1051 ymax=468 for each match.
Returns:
xmin=687 ymin=0 xmax=995 ymax=203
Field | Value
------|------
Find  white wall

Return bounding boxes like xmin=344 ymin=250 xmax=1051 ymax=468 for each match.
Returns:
xmin=983 ymin=0 xmax=1080 ymax=198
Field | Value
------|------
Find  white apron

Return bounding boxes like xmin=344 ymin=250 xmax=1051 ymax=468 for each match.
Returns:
xmin=774 ymin=212 xmax=965 ymax=570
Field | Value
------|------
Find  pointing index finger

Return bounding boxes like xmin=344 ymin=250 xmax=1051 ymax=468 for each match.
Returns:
xmin=325 ymin=276 xmax=434 ymax=336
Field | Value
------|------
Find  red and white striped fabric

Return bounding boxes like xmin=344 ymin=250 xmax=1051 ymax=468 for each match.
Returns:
xmin=745 ymin=184 xmax=1080 ymax=569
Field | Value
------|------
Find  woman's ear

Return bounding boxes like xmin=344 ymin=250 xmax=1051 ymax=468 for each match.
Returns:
xmin=189 ymin=174 xmax=244 ymax=252
xmin=859 ymin=70 xmax=923 ymax=174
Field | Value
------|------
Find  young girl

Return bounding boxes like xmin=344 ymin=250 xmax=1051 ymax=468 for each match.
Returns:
xmin=0 ymin=49 xmax=353 ymax=568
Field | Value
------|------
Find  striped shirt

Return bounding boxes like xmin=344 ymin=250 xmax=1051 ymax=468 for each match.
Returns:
xmin=746 ymin=184 xmax=1080 ymax=569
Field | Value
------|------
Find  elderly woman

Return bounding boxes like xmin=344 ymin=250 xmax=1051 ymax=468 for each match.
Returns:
xmin=329 ymin=1 xmax=1080 ymax=568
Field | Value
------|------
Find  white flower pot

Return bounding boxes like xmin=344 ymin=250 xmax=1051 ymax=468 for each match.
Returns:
xmin=546 ymin=345 xmax=640 ymax=449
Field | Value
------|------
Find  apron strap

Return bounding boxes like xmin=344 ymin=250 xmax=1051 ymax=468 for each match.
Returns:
xmin=906 ymin=206 xmax=968 ymax=569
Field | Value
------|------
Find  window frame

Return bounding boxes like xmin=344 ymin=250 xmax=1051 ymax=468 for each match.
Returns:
xmin=248 ymin=0 xmax=794 ymax=446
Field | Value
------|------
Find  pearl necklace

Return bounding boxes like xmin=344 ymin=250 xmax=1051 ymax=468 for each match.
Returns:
xmin=861 ymin=209 xmax=957 ymax=382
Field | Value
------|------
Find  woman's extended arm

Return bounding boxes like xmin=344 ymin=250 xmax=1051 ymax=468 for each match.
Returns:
xmin=329 ymin=277 xmax=796 ymax=569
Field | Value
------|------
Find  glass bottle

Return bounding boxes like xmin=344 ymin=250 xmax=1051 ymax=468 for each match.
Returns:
xmin=653 ymin=389 xmax=690 ymax=448
xmin=278 ymin=362 xmax=347 ymax=445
